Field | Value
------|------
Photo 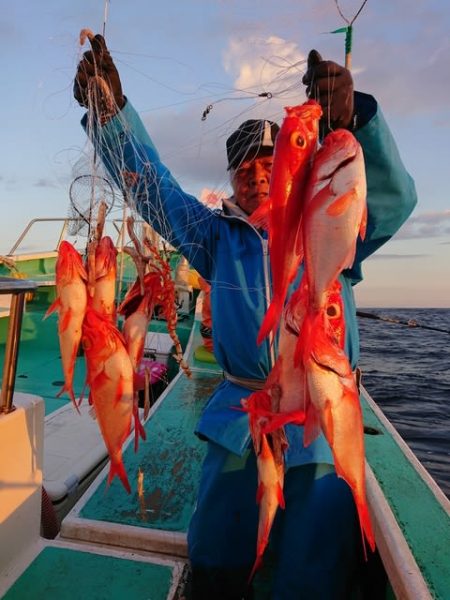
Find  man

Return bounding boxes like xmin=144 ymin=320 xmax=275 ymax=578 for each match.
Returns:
xmin=75 ymin=36 xmax=417 ymax=599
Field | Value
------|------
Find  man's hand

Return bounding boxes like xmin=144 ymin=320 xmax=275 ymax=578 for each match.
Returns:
xmin=74 ymin=34 xmax=125 ymax=121
xmin=302 ymin=49 xmax=354 ymax=133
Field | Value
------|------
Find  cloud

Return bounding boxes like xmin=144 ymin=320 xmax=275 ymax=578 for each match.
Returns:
xmin=395 ymin=210 xmax=450 ymax=239
xmin=142 ymin=35 xmax=308 ymax=194
xmin=223 ymin=35 xmax=307 ymax=101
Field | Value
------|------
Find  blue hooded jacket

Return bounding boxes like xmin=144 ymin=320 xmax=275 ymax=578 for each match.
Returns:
xmin=83 ymin=91 xmax=417 ymax=468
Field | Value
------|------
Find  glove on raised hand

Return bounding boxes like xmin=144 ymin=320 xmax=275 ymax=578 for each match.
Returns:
xmin=302 ymin=49 xmax=354 ymax=134
xmin=74 ymin=34 xmax=125 ymax=122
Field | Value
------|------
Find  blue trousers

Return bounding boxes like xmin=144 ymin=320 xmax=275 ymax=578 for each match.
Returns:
xmin=187 ymin=441 xmax=360 ymax=599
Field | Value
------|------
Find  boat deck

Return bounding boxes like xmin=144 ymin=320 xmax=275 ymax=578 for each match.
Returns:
xmin=3 ymin=543 xmax=184 ymax=600
xmin=1 ymin=284 xmax=449 ymax=598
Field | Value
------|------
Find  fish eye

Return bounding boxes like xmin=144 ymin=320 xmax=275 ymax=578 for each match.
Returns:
xmin=290 ymin=132 xmax=306 ymax=148
xmin=326 ymin=303 xmax=341 ymax=318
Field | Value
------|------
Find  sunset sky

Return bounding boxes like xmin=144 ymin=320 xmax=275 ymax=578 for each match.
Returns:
xmin=1 ymin=0 xmax=449 ymax=307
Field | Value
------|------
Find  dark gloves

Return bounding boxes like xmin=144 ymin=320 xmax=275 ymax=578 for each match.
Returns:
xmin=302 ymin=49 xmax=354 ymax=134
xmin=74 ymin=34 xmax=125 ymax=122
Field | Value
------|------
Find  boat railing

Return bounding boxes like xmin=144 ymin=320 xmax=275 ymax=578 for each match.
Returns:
xmin=6 ymin=217 xmax=128 ymax=256
xmin=0 ymin=277 xmax=38 ymax=414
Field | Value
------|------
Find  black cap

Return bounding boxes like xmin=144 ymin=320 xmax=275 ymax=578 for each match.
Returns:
xmin=226 ymin=119 xmax=280 ymax=170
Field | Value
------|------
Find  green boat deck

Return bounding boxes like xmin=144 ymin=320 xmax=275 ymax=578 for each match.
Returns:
xmin=3 ymin=544 xmax=184 ymax=600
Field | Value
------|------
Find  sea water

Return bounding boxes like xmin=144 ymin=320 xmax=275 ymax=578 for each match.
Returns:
xmin=357 ymin=308 xmax=450 ymax=499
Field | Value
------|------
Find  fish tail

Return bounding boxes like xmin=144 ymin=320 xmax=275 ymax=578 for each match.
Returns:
xmin=107 ymin=458 xmax=131 ymax=494
xmin=247 ymin=555 xmax=263 ymax=584
xmin=356 ymin=497 xmax=376 ymax=560
xmin=257 ymin=298 xmax=283 ymax=345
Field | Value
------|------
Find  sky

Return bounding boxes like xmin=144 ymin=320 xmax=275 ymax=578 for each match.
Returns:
xmin=0 ymin=0 xmax=449 ymax=308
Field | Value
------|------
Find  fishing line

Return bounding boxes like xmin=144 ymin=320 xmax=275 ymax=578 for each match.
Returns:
xmin=356 ymin=311 xmax=450 ymax=335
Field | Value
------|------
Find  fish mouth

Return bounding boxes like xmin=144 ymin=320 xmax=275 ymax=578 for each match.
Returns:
xmin=319 ymin=147 xmax=358 ymax=182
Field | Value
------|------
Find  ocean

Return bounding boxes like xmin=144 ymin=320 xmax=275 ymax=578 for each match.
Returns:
xmin=357 ymin=308 xmax=450 ymax=499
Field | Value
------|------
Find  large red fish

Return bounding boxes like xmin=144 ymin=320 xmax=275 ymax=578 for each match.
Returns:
xmin=45 ymin=241 xmax=87 ymax=410
xmin=294 ymin=129 xmax=374 ymax=553
xmin=82 ymin=308 xmax=141 ymax=492
xmin=253 ymin=100 xmax=322 ymax=345
xmin=302 ymin=128 xmax=367 ymax=313
xmin=304 ymin=316 xmax=375 ymax=556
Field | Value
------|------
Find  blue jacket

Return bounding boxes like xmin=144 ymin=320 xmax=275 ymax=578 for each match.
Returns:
xmin=83 ymin=92 xmax=417 ymax=467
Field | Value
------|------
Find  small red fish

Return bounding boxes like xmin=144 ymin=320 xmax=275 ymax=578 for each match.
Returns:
xmin=45 ymin=241 xmax=87 ymax=409
xmin=118 ymin=272 xmax=163 ymax=371
xmin=249 ymin=432 xmax=285 ymax=581
xmin=91 ymin=236 xmax=118 ymax=322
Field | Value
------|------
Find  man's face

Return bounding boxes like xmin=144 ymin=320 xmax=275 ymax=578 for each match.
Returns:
xmin=230 ymin=154 xmax=273 ymax=215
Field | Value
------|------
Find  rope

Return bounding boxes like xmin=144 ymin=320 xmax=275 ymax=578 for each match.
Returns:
xmin=356 ymin=310 xmax=450 ymax=335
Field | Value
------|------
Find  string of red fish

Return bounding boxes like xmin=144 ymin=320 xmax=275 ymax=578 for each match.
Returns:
xmin=45 ymin=217 xmax=189 ymax=493
xmin=243 ymin=99 xmax=375 ymax=580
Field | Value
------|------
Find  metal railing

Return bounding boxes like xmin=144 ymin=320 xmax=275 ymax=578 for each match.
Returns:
xmin=0 ymin=277 xmax=38 ymax=414
xmin=7 ymin=217 xmax=127 ymax=256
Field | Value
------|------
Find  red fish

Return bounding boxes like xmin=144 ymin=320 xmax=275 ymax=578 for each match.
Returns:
xmin=91 ymin=236 xmax=118 ymax=322
xmin=118 ymin=272 xmax=163 ymax=371
xmin=82 ymin=308 xmax=140 ymax=492
xmin=254 ymin=100 xmax=322 ymax=345
xmin=249 ymin=432 xmax=285 ymax=581
xmin=304 ymin=318 xmax=375 ymax=556
xmin=302 ymin=129 xmax=367 ymax=313
xmin=45 ymin=241 xmax=87 ymax=410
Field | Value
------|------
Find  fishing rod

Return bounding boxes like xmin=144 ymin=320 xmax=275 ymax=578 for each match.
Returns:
xmin=356 ymin=311 xmax=450 ymax=335
xmin=330 ymin=0 xmax=368 ymax=69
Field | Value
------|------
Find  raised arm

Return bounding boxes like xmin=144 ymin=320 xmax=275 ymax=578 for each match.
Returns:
xmin=303 ymin=50 xmax=417 ymax=282
xmin=74 ymin=34 xmax=216 ymax=277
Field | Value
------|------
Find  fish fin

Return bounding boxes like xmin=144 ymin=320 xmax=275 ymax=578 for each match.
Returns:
xmin=44 ymin=298 xmax=61 ymax=319
xmin=322 ymin=400 xmax=334 ymax=447
xmin=248 ymin=200 xmax=270 ymax=230
xmin=303 ymin=403 xmax=321 ymax=447
xmin=114 ymin=375 xmax=125 ymax=406
xmin=88 ymin=404 xmax=97 ymax=420
xmin=257 ymin=298 xmax=283 ymax=345
xmin=256 ymin=482 xmax=265 ymax=504
xmin=277 ymin=483 xmax=285 ymax=509
xmin=56 ymin=384 xmax=81 ymax=415
xmin=359 ymin=203 xmax=368 ymax=241
xmin=326 ymin=188 xmax=358 ymax=217
xmin=294 ymin=217 xmax=304 ymax=261
xmin=107 ymin=459 xmax=131 ymax=494
xmin=59 ymin=307 xmax=73 ymax=333
xmin=261 ymin=410 xmax=306 ymax=433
